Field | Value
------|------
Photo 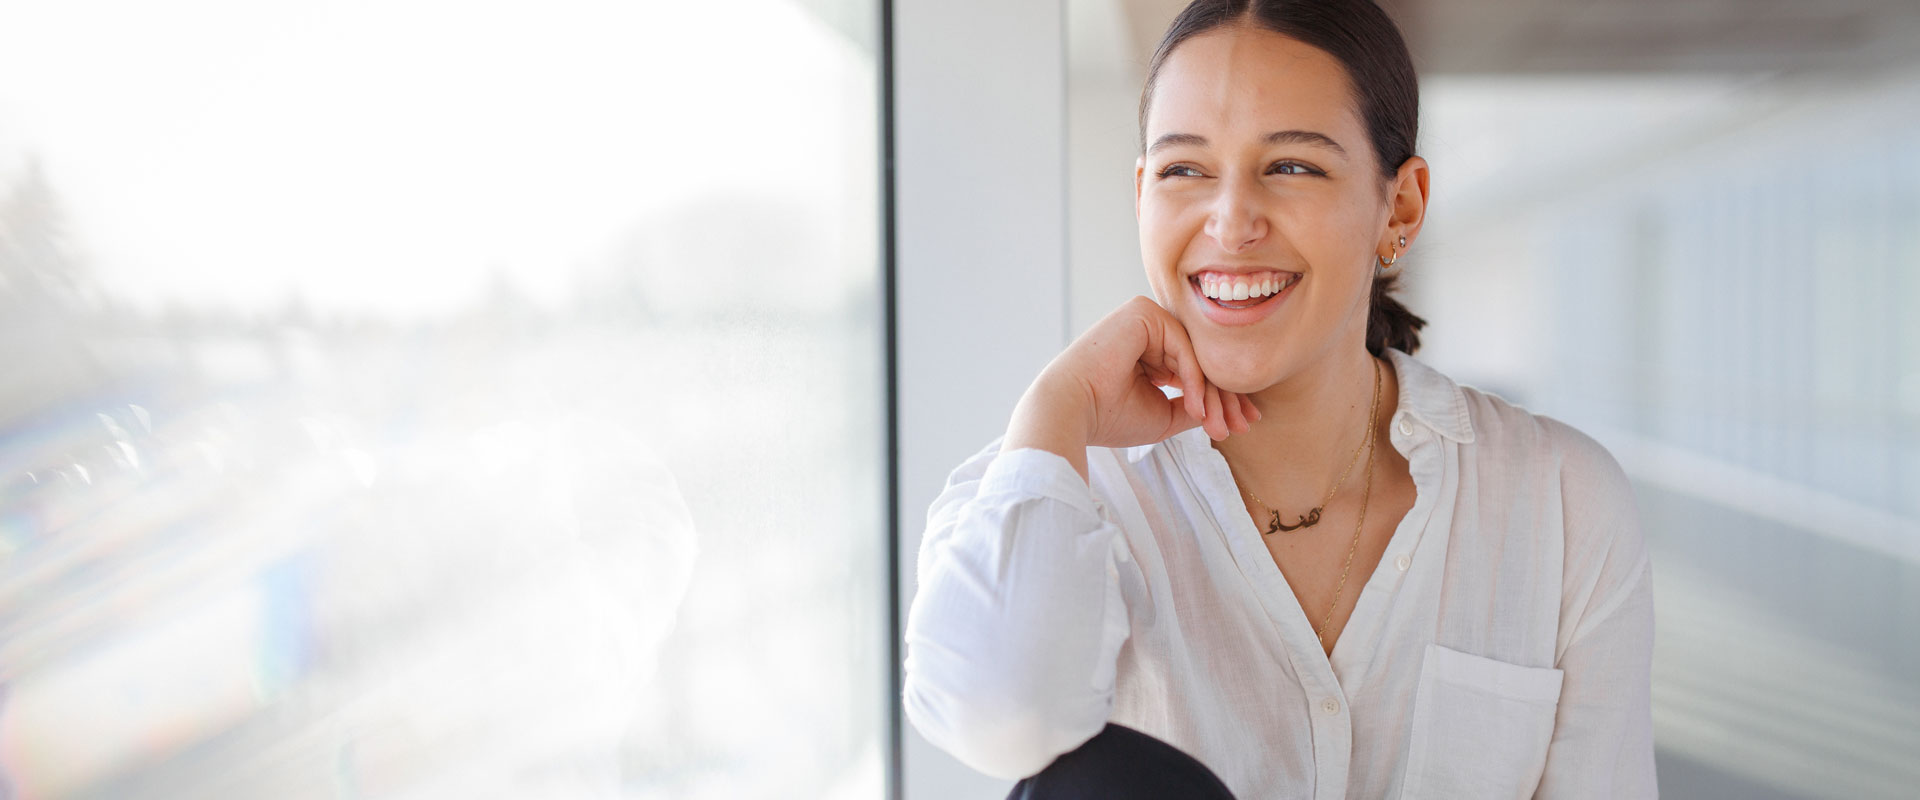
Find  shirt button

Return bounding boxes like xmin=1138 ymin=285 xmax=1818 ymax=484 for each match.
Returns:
xmin=1321 ymin=698 xmax=1340 ymax=715
xmin=1397 ymin=418 xmax=1413 ymax=436
xmin=1395 ymin=553 xmax=1411 ymax=571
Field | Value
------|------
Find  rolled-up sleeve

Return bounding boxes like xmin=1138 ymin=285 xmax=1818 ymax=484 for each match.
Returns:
xmin=1536 ymin=420 xmax=1658 ymax=798
xmin=902 ymin=437 xmax=1134 ymax=780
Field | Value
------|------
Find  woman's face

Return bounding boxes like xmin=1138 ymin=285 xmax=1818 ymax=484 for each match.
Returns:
xmin=1136 ymin=25 xmax=1398 ymax=394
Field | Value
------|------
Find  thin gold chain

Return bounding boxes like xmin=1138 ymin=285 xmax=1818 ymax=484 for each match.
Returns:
xmin=1317 ymin=357 xmax=1381 ymax=649
xmin=1244 ymin=361 xmax=1376 ymax=534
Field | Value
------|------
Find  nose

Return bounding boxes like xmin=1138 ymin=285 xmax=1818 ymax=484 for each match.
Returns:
xmin=1202 ymin=176 xmax=1268 ymax=253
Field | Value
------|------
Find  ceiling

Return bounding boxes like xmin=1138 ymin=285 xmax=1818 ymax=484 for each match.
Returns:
xmin=1113 ymin=0 xmax=1920 ymax=75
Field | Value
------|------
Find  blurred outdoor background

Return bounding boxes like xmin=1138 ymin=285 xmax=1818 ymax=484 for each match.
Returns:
xmin=0 ymin=1 xmax=885 ymax=798
xmin=1066 ymin=1 xmax=1920 ymax=798
xmin=3 ymin=0 xmax=1917 ymax=799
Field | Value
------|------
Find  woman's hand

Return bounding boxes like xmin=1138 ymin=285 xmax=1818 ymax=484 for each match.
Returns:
xmin=1004 ymin=295 xmax=1260 ymax=482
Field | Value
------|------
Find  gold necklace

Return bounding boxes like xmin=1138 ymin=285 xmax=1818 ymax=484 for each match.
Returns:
xmin=1243 ymin=358 xmax=1381 ymax=535
xmin=1316 ymin=359 xmax=1379 ymax=649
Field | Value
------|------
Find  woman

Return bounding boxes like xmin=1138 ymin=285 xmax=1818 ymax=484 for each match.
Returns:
xmin=901 ymin=0 xmax=1656 ymax=798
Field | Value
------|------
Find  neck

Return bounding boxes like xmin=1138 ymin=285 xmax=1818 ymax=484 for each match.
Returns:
xmin=1212 ymin=345 xmax=1398 ymax=507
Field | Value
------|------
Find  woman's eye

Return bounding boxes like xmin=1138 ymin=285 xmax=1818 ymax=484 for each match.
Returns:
xmin=1269 ymin=161 xmax=1319 ymax=176
xmin=1155 ymin=163 xmax=1319 ymax=179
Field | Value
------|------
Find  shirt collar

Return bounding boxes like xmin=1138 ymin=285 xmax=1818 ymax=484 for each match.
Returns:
xmin=1385 ymin=347 xmax=1475 ymax=444
xmin=1128 ymin=346 xmax=1474 ymax=464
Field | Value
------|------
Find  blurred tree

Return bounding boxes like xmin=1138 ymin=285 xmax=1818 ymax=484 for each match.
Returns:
xmin=0 ymin=157 xmax=107 ymax=425
xmin=0 ymin=157 xmax=95 ymax=305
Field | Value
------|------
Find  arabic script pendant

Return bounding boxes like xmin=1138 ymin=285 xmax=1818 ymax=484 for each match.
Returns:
xmin=1265 ymin=506 xmax=1323 ymax=534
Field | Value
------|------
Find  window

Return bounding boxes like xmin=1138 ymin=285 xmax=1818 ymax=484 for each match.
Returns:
xmin=0 ymin=1 xmax=887 ymax=797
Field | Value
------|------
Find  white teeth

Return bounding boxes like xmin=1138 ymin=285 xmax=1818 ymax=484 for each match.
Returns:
xmin=1199 ymin=273 xmax=1297 ymax=302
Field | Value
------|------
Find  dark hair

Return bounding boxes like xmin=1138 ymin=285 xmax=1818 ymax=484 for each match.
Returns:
xmin=1138 ymin=0 xmax=1426 ymax=356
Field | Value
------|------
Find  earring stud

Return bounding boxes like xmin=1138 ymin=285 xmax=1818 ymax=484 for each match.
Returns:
xmin=1376 ymin=234 xmax=1407 ymax=276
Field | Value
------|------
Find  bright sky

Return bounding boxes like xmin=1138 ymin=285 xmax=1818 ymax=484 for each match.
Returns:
xmin=0 ymin=0 xmax=871 ymax=315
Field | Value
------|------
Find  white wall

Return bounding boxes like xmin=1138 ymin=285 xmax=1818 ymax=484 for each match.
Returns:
xmin=892 ymin=1 xmax=1068 ymax=798
xmin=1065 ymin=0 xmax=1154 ymax=338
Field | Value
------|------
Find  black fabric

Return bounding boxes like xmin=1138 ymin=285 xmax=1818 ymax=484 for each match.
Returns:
xmin=1005 ymin=722 xmax=1239 ymax=800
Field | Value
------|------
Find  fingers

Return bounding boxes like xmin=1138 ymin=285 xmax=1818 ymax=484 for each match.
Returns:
xmin=1175 ymin=348 xmax=1204 ymax=422
xmin=1204 ymin=383 xmax=1225 ymax=440
xmin=1141 ymin=363 xmax=1174 ymax=387
xmin=1185 ymin=381 xmax=1265 ymax=441
xmin=1136 ymin=300 xmax=1205 ymax=422
xmin=1130 ymin=296 xmax=1264 ymax=434
xmin=1207 ymin=387 xmax=1262 ymax=440
xmin=1221 ymin=389 xmax=1250 ymax=434
xmin=1161 ymin=392 xmax=1208 ymax=437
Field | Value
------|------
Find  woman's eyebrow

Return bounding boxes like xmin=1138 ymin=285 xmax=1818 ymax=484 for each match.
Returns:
xmin=1264 ymin=129 xmax=1347 ymax=157
xmin=1146 ymin=132 xmax=1209 ymax=154
xmin=1146 ymin=129 xmax=1348 ymax=157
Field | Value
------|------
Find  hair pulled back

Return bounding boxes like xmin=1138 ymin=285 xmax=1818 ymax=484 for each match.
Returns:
xmin=1139 ymin=0 xmax=1426 ymax=356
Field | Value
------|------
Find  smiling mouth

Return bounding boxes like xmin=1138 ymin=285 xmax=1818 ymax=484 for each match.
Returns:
xmin=1189 ymin=272 xmax=1300 ymax=310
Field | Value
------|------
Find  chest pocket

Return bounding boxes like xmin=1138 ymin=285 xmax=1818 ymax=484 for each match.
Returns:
xmin=1399 ymin=643 xmax=1563 ymax=799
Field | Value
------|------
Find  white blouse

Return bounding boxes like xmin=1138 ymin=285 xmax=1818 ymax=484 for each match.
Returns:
xmin=902 ymin=347 xmax=1656 ymax=799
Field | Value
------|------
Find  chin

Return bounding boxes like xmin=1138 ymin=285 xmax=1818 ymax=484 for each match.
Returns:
xmin=1190 ymin=342 xmax=1281 ymax=395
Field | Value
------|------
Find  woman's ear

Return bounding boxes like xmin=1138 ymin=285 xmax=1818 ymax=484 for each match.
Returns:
xmin=1386 ymin=155 xmax=1430 ymax=248
xmin=1135 ymin=156 xmax=1146 ymax=219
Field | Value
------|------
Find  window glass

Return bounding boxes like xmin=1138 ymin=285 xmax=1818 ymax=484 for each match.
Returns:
xmin=0 ymin=2 xmax=885 ymax=797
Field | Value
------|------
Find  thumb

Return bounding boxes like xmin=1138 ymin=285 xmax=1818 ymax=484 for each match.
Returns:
xmin=1158 ymin=392 xmax=1208 ymax=440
